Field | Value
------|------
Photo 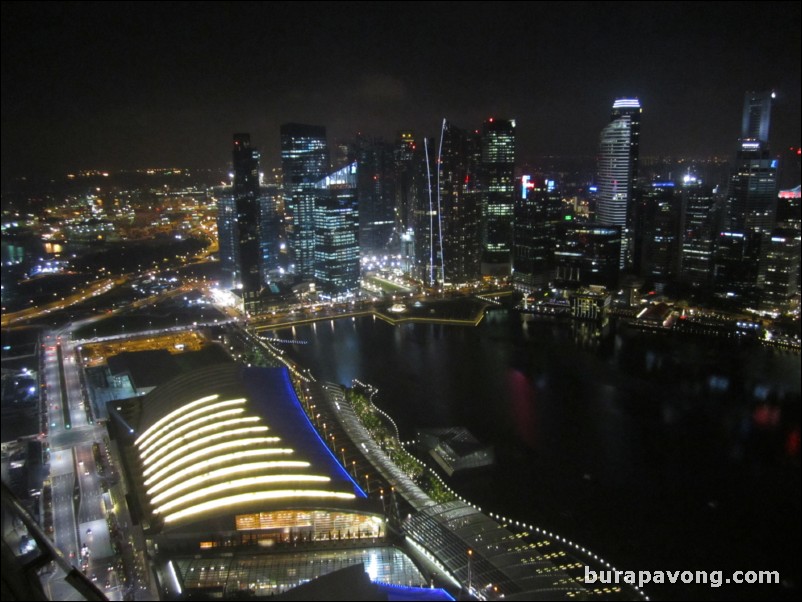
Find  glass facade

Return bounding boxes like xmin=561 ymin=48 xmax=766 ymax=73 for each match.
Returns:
xmin=439 ymin=120 xmax=482 ymax=284
xmin=313 ymin=162 xmax=360 ymax=296
xmin=171 ymin=547 xmax=425 ymax=597
xmin=281 ymin=124 xmax=329 ymax=280
xmin=596 ymin=99 xmax=640 ymax=270
xmin=235 ymin=510 xmax=382 ymax=541
xmin=481 ymin=118 xmax=516 ymax=274
xmin=680 ymin=179 xmax=716 ymax=285
xmin=217 ymin=134 xmax=263 ymax=292
xmin=513 ymin=176 xmax=563 ymax=292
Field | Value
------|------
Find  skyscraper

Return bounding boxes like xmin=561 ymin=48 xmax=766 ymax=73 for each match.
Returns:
xmin=481 ymin=118 xmax=516 ymax=277
xmin=679 ymin=176 xmax=716 ymax=286
xmin=349 ymin=135 xmax=396 ymax=255
xmin=281 ymin=124 xmax=329 ymax=280
xmin=313 ymin=162 xmax=360 ymax=296
xmin=639 ymin=181 xmax=681 ymax=284
xmin=596 ymin=98 xmax=641 ymax=270
xmin=728 ymin=92 xmax=778 ymax=237
xmin=217 ymin=134 xmax=262 ymax=293
xmin=513 ymin=176 xmax=563 ymax=292
xmin=721 ymin=91 xmax=779 ymax=300
xmin=438 ymin=120 xmax=482 ymax=284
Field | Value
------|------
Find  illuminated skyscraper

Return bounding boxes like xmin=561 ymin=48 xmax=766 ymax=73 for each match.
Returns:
xmin=513 ymin=176 xmax=563 ymax=292
xmin=349 ymin=135 xmax=395 ymax=255
xmin=281 ymin=123 xmax=329 ymax=280
xmin=438 ymin=120 xmax=482 ymax=284
xmin=596 ymin=98 xmax=641 ymax=270
xmin=679 ymin=176 xmax=716 ymax=286
xmin=720 ymin=91 xmax=779 ymax=301
xmin=639 ymin=181 xmax=681 ymax=284
xmin=728 ymin=92 xmax=777 ymax=237
xmin=217 ymin=134 xmax=262 ymax=293
xmin=481 ymin=118 xmax=516 ymax=276
xmin=313 ymin=162 xmax=360 ymax=296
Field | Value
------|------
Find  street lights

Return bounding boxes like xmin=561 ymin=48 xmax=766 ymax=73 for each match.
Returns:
xmin=467 ymin=549 xmax=473 ymax=592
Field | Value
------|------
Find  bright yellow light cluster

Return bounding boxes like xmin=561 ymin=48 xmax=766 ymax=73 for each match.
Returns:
xmin=142 ymin=416 xmax=261 ymax=464
xmin=143 ymin=426 xmax=271 ymax=476
xmin=150 ymin=461 xmax=312 ymax=505
xmin=163 ymin=490 xmax=357 ymax=524
xmin=139 ymin=399 xmax=246 ymax=454
xmin=144 ymin=439 xmax=291 ymax=487
xmin=154 ymin=475 xmax=331 ymax=514
xmin=136 ymin=394 xmax=219 ymax=449
xmin=147 ymin=453 xmax=305 ymax=496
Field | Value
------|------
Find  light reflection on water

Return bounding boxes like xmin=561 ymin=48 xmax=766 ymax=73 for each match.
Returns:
xmin=274 ymin=310 xmax=800 ymax=600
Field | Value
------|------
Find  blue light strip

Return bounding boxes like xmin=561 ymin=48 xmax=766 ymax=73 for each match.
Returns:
xmin=373 ymin=581 xmax=456 ymax=601
xmin=279 ymin=369 xmax=367 ymax=498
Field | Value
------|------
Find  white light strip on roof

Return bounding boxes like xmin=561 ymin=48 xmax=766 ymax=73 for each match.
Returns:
xmin=163 ymin=490 xmax=357 ymax=524
xmin=143 ymin=426 xmax=271 ymax=475
xmin=141 ymin=416 xmax=261 ymax=463
xmin=140 ymin=408 xmax=246 ymax=458
xmin=136 ymin=394 xmax=218 ymax=448
xmin=154 ymin=475 xmax=331 ymax=514
xmin=139 ymin=399 xmax=246 ymax=453
xmin=613 ymin=98 xmax=641 ymax=109
xmin=150 ymin=461 xmax=312 ymax=505
xmin=147 ymin=454 xmax=306 ymax=496
xmin=145 ymin=440 xmax=292 ymax=487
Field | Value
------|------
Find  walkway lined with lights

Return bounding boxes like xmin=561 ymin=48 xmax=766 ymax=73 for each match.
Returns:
xmin=320 ymin=383 xmax=436 ymax=511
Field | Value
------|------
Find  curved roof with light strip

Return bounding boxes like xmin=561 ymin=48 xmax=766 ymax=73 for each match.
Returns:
xmin=127 ymin=364 xmax=368 ymax=531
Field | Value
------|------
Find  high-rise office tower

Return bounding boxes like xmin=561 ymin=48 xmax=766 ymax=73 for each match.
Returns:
xmin=596 ymin=98 xmax=641 ymax=270
xmin=259 ymin=185 xmax=284 ymax=281
xmin=713 ymin=231 xmax=762 ymax=304
xmin=313 ymin=162 xmax=360 ymax=296
xmin=761 ymin=229 xmax=801 ymax=312
xmin=393 ymin=131 xmax=422 ymax=275
xmin=481 ymin=118 xmax=516 ymax=277
xmin=679 ymin=176 xmax=716 ymax=286
xmin=281 ymin=123 xmax=329 ymax=280
xmin=217 ymin=134 xmax=262 ymax=293
xmin=349 ymin=135 xmax=396 ymax=255
xmin=412 ymin=137 xmax=439 ymax=284
xmin=728 ymin=92 xmax=778 ymax=237
xmin=639 ymin=181 xmax=682 ymax=284
xmin=720 ymin=91 xmax=779 ymax=301
xmin=438 ymin=120 xmax=482 ymax=284
xmin=513 ymin=176 xmax=563 ymax=292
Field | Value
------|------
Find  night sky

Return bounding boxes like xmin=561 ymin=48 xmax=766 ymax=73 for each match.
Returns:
xmin=2 ymin=2 xmax=800 ymax=178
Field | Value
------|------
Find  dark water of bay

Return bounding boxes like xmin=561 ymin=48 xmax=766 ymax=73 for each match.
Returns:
xmin=272 ymin=310 xmax=801 ymax=601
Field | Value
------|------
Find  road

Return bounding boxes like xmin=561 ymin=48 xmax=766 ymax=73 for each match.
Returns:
xmin=42 ymin=327 xmax=126 ymax=600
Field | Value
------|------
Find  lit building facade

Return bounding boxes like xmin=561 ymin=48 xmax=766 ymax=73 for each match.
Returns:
xmin=761 ymin=229 xmax=801 ymax=312
xmin=722 ymin=92 xmax=779 ymax=297
xmin=554 ymin=225 xmax=621 ymax=289
xmin=513 ymin=176 xmax=563 ymax=292
xmin=481 ymin=118 xmax=516 ymax=276
xmin=349 ymin=135 xmax=396 ymax=255
xmin=217 ymin=134 xmax=263 ymax=293
xmin=639 ymin=182 xmax=681 ymax=284
xmin=281 ymin=123 xmax=329 ymax=280
xmin=679 ymin=176 xmax=717 ymax=286
xmin=314 ymin=163 xmax=360 ymax=296
xmin=439 ymin=120 xmax=482 ymax=284
xmin=596 ymin=98 xmax=641 ymax=270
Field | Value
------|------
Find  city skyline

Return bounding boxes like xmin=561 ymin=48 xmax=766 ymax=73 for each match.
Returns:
xmin=2 ymin=2 xmax=800 ymax=179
